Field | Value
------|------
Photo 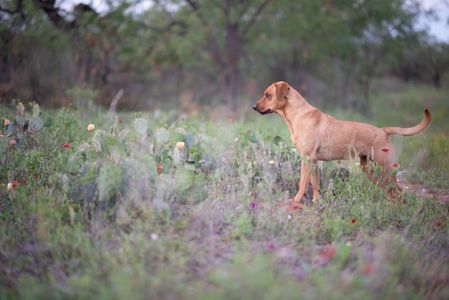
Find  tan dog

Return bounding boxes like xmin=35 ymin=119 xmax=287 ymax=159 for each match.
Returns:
xmin=253 ymin=81 xmax=431 ymax=205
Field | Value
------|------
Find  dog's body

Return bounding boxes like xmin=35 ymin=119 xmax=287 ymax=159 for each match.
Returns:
xmin=253 ymin=81 xmax=431 ymax=204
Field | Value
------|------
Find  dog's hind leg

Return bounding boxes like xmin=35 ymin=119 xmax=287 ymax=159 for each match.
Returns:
xmin=360 ymin=155 xmax=378 ymax=185
xmin=360 ymin=154 xmax=403 ymax=202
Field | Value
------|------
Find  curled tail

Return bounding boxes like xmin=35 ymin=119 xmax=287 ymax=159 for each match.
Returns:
xmin=383 ymin=109 xmax=432 ymax=136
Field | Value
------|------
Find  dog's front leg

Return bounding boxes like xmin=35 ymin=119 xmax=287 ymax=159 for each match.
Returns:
xmin=310 ymin=163 xmax=320 ymax=203
xmin=293 ymin=160 xmax=311 ymax=205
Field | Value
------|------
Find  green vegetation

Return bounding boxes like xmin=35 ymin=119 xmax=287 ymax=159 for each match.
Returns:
xmin=1 ymin=85 xmax=448 ymax=299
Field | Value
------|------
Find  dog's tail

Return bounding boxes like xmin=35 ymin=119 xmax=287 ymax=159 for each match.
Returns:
xmin=383 ymin=109 xmax=432 ymax=136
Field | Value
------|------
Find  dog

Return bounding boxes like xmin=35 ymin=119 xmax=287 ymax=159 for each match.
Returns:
xmin=253 ymin=81 xmax=431 ymax=205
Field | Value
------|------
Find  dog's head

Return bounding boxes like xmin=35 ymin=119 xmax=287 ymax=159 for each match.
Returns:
xmin=252 ymin=81 xmax=290 ymax=115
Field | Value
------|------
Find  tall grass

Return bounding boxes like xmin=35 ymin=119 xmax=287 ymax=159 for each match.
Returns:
xmin=1 ymin=86 xmax=448 ymax=299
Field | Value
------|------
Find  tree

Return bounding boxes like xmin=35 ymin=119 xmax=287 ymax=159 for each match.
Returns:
xmin=175 ymin=0 xmax=272 ymax=111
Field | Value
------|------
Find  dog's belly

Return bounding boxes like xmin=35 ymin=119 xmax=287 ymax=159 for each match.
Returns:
xmin=314 ymin=139 xmax=370 ymax=161
xmin=315 ymin=143 xmax=352 ymax=161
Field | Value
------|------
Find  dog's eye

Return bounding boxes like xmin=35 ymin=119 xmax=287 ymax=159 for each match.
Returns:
xmin=265 ymin=93 xmax=270 ymax=99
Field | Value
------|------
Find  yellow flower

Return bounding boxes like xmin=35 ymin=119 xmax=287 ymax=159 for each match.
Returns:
xmin=176 ymin=141 xmax=185 ymax=150
xmin=87 ymin=124 xmax=95 ymax=132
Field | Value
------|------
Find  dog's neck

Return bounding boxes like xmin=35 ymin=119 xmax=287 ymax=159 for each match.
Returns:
xmin=275 ymin=90 xmax=316 ymax=141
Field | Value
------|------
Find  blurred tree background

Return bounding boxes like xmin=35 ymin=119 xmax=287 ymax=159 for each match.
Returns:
xmin=0 ymin=0 xmax=448 ymax=111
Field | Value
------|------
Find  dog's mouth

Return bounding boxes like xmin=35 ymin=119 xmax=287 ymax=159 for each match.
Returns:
xmin=259 ymin=109 xmax=272 ymax=115
xmin=252 ymin=105 xmax=272 ymax=115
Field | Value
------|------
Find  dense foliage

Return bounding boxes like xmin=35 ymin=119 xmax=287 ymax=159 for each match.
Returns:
xmin=1 ymin=0 xmax=447 ymax=109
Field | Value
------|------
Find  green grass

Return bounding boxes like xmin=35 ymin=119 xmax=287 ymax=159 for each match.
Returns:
xmin=0 ymin=85 xmax=448 ymax=299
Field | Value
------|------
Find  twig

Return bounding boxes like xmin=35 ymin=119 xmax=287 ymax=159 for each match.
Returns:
xmin=109 ymin=88 xmax=123 ymax=135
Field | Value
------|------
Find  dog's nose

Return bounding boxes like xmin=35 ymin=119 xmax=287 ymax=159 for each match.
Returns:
xmin=252 ymin=105 xmax=257 ymax=111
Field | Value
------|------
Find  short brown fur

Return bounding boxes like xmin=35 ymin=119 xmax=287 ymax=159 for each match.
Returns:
xmin=253 ymin=81 xmax=432 ymax=204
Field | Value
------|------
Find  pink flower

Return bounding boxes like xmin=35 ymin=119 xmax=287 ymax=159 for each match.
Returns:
xmin=249 ymin=202 xmax=257 ymax=209
xmin=267 ymin=242 xmax=276 ymax=252
xmin=63 ymin=143 xmax=72 ymax=149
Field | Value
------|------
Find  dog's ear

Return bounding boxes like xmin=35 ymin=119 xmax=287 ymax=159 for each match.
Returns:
xmin=275 ymin=81 xmax=290 ymax=100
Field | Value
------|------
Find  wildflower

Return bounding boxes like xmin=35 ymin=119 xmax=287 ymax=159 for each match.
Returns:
xmin=151 ymin=233 xmax=159 ymax=240
xmin=350 ymin=218 xmax=357 ymax=225
xmin=362 ymin=263 xmax=374 ymax=275
xmin=8 ymin=139 xmax=16 ymax=146
xmin=63 ymin=143 xmax=72 ymax=149
xmin=390 ymin=163 xmax=400 ymax=168
xmin=319 ymin=245 xmax=336 ymax=263
xmin=176 ymin=141 xmax=185 ymax=150
xmin=268 ymin=160 xmax=275 ymax=165
xmin=87 ymin=124 xmax=95 ymax=132
xmin=156 ymin=163 xmax=164 ymax=174
xmin=287 ymin=214 xmax=292 ymax=220
xmin=381 ymin=148 xmax=389 ymax=152
xmin=3 ymin=118 xmax=10 ymax=127
xmin=267 ymin=242 xmax=276 ymax=252
xmin=249 ymin=202 xmax=257 ymax=209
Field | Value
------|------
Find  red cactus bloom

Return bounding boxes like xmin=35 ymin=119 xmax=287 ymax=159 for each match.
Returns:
xmin=267 ymin=242 xmax=276 ymax=252
xmin=11 ymin=180 xmax=19 ymax=189
xmin=249 ymin=202 xmax=257 ymax=209
xmin=362 ymin=263 xmax=374 ymax=275
xmin=434 ymin=219 xmax=445 ymax=229
xmin=63 ymin=143 xmax=72 ymax=149
xmin=156 ymin=163 xmax=164 ymax=174
xmin=350 ymin=218 xmax=357 ymax=224
xmin=319 ymin=245 xmax=337 ymax=263
xmin=291 ymin=203 xmax=303 ymax=210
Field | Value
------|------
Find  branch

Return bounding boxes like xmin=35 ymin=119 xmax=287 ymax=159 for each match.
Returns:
xmin=32 ymin=0 xmax=74 ymax=30
xmin=185 ymin=0 xmax=207 ymax=26
xmin=33 ymin=0 xmax=98 ymax=31
xmin=0 ymin=6 xmax=16 ymax=14
xmin=241 ymin=0 xmax=272 ymax=37
xmin=0 ymin=0 xmax=23 ymax=17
